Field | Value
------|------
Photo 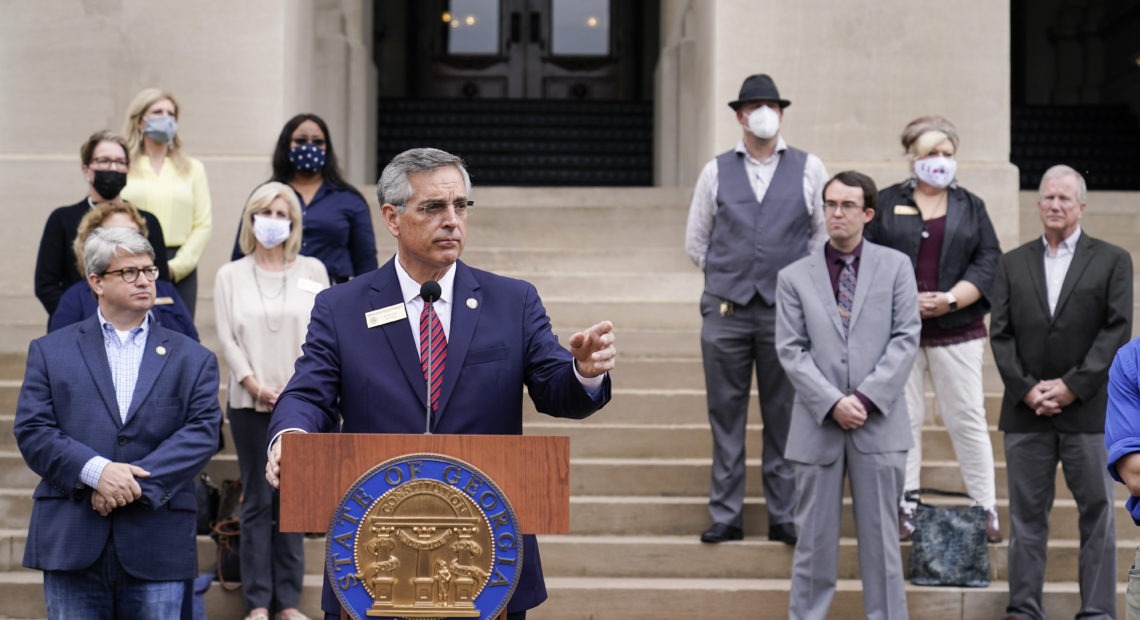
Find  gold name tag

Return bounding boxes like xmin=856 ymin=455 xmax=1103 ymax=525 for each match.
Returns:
xmin=154 ymin=296 xmax=174 ymax=306
xmin=893 ymin=205 xmax=920 ymax=215
xmin=365 ymin=303 xmax=407 ymax=328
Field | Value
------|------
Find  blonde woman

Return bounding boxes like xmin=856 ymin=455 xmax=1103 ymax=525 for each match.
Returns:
xmin=214 ymin=182 xmax=327 ymax=620
xmin=121 ymin=88 xmax=212 ymax=317
xmin=864 ymin=116 xmax=1003 ymax=543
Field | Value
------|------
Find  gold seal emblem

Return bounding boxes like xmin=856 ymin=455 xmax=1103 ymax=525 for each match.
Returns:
xmin=358 ymin=479 xmax=492 ymax=616
xmin=328 ymin=455 xmax=522 ymax=620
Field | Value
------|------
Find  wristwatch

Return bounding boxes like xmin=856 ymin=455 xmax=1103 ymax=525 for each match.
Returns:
xmin=945 ymin=292 xmax=958 ymax=311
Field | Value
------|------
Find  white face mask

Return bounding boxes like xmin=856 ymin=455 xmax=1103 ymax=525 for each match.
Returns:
xmin=252 ymin=215 xmax=291 ymax=249
xmin=747 ymin=105 xmax=780 ymax=140
xmin=913 ymin=156 xmax=957 ymax=189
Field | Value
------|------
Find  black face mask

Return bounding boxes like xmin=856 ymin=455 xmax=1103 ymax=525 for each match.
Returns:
xmin=91 ymin=170 xmax=127 ymax=200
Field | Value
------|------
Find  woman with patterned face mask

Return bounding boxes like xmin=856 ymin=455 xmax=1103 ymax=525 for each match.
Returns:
xmin=230 ymin=114 xmax=378 ymax=285
xmin=121 ymin=88 xmax=213 ymax=319
xmin=864 ymin=116 xmax=1004 ymax=544
xmin=214 ymin=182 xmax=329 ymax=620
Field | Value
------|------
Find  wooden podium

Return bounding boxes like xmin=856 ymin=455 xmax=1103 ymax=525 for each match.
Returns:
xmin=277 ymin=433 xmax=571 ymax=619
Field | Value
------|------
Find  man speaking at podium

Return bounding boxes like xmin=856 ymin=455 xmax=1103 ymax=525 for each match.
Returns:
xmin=266 ymin=147 xmax=617 ymax=619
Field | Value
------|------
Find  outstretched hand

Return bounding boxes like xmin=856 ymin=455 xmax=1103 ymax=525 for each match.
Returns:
xmin=569 ymin=321 xmax=617 ymax=379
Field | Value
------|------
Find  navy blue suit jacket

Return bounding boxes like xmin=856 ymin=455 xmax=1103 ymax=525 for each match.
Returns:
xmin=270 ymin=257 xmax=612 ymax=614
xmin=14 ymin=314 xmax=221 ymax=580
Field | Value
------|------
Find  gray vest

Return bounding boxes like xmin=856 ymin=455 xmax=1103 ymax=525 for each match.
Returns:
xmin=704 ymin=147 xmax=811 ymax=305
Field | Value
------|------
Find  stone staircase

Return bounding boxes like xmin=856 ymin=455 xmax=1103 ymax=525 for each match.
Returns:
xmin=1 ymin=187 xmax=1139 ymax=618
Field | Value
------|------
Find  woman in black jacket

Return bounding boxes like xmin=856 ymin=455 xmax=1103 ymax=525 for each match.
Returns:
xmin=865 ymin=116 xmax=1003 ymax=544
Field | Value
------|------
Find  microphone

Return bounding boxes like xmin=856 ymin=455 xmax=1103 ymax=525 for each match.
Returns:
xmin=420 ymin=280 xmax=441 ymax=304
xmin=420 ymin=280 xmax=441 ymax=434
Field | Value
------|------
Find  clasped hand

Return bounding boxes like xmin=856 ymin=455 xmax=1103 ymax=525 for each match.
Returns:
xmin=1023 ymin=378 xmax=1076 ymax=416
xmin=91 ymin=462 xmax=151 ymax=517
xmin=832 ymin=394 xmax=868 ymax=430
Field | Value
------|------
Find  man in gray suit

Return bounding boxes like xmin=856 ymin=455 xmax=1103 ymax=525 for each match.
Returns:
xmin=685 ymin=73 xmax=829 ymax=545
xmin=991 ymin=164 xmax=1131 ymax=620
xmin=775 ymin=170 xmax=921 ymax=619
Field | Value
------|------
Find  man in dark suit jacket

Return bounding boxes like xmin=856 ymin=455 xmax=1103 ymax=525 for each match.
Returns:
xmin=991 ymin=164 xmax=1132 ymax=620
xmin=34 ymin=130 xmax=170 ymax=315
xmin=266 ymin=147 xmax=617 ymax=620
xmin=15 ymin=227 xmax=221 ymax=618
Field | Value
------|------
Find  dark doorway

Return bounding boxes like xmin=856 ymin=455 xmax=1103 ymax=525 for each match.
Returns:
xmin=374 ymin=0 xmax=658 ymax=185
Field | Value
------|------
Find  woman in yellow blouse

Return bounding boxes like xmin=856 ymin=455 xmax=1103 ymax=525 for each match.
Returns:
xmin=121 ymin=88 xmax=212 ymax=317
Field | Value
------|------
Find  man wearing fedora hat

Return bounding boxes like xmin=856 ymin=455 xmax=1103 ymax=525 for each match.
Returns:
xmin=685 ymin=73 xmax=829 ymax=545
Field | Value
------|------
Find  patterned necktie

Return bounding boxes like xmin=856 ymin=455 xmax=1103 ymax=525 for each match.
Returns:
xmin=837 ymin=254 xmax=857 ymax=338
xmin=419 ymin=301 xmax=447 ymax=414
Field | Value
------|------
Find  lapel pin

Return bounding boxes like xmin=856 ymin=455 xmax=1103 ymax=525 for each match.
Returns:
xmin=156 ymin=346 xmax=167 ymax=356
xmin=466 ymin=298 xmax=478 ymax=309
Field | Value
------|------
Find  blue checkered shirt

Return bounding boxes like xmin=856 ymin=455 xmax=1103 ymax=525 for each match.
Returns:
xmin=79 ymin=310 xmax=151 ymax=489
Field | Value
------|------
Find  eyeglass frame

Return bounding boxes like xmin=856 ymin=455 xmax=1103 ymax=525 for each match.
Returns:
xmin=88 ymin=157 xmax=129 ymax=170
xmin=400 ymin=200 xmax=475 ymax=219
xmin=823 ymin=200 xmax=868 ymax=214
xmin=101 ymin=265 xmax=160 ymax=283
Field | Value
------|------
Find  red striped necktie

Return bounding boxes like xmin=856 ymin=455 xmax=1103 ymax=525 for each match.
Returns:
xmin=419 ymin=301 xmax=447 ymax=414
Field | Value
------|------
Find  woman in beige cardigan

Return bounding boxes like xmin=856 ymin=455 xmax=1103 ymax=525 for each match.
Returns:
xmin=214 ymin=182 xmax=328 ymax=620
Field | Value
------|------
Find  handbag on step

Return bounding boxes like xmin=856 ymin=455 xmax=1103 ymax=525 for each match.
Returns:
xmin=904 ymin=488 xmax=991 ymax=587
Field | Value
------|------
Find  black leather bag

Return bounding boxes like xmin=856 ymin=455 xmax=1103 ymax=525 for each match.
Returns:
xmin=905 ymin=488 xmax=991 ymax=587
xmin=194 ymin=472 xmax=220 ymax=536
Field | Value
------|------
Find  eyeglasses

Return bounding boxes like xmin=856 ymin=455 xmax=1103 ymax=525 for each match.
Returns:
xmin=824 ymin=200 xmax=865 ymax=213
xmin=408 ymin=200 xmax=474 ymax=219
xmin=102 ymin=266 xmax=160 ymax=283
xmin=90 ymin=157 xmax=129 ymax=169
xmin=292 ymin=137 xmax=327 ymax=147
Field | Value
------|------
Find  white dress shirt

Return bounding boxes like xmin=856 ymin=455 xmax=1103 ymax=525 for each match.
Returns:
xmin=1042 ymin=227 xmax=1081 ymax=316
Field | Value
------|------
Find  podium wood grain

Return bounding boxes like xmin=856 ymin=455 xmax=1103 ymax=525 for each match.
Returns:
xmin=279 ymin=433 xmax=570 ymax=535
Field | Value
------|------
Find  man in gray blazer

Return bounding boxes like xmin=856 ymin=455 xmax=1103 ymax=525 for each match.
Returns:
xmin=991 ymin=164 xmax=1132 ymax=620
xmin=776 ymin=170 xmax=921 ymax=619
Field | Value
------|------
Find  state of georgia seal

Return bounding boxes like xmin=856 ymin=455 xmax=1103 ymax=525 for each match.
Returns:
xmin=326 ymin=454 xmax=523 ymax=619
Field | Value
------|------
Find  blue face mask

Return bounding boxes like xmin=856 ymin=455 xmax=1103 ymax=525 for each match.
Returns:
xmin=289 ymin=144 xmax=327 ymax=173
xmin=143 ymin=116 xmax=178 ymax=143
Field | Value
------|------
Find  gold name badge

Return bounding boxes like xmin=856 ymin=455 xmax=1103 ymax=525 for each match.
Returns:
xmin=893 ymin=205 xmax=920 ymax=215
xmin=365 ymin=303 xmax=408 ymax=328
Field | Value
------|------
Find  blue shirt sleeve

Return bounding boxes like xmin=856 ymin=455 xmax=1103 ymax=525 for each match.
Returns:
xmin=1104 ymin=338 xmax=1140 ymax=524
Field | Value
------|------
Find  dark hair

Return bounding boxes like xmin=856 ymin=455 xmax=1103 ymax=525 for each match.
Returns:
xmin=79 ymin=131 xmax=130 ymax=168
xmin=270 ymin=113 xmax=362 ymax=198
xmin=824 ymin=170 xmax=878 ymax=211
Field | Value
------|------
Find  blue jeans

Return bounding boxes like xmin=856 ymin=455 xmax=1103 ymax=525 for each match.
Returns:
xmin=43 ymin=540 xmax=185 ymax=620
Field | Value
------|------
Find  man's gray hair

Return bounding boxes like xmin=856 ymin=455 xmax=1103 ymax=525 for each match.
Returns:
xmin=376 ymin=148 xmax=472 ymax=211
xmin=84 ymin=227 xmax=155 ymax=277
xmin=1039 ymin=164 xmax=1088 ymax=204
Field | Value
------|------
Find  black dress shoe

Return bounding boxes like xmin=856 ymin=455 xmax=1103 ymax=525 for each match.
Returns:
xmin=700 ymin=523 xmax=743 ymax=543
xmin=768 ymin=522 xmax=798 ymax=545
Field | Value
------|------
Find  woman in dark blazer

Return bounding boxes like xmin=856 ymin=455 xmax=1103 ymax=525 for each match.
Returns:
xmin=865 ymin=116 xmax=1003 ymax=543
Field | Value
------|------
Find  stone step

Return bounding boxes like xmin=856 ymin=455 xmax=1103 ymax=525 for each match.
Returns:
xmin=462 ymin=247 xmax=694 ymax=273
xmin=535 ymin=535 xmax=1138 ymax=584
xmin=1 ymin=489 xmax=1130 ymax=541
xmin=524 ymin=420 xmax=1012 ymax=462
xmin=4 ymin=529 xmax=1134 ymax=586
xmin=539 ymin=578 xmax=1128 ymax=620
xmin=4 ymin=447 xmax=1118 ymax=505
xmin=566 ymin=495 xmax=1140 ymax=542
xmin=522 ymin=388 xmax=1010 ymax=426
xmin=0 ymin=571 xmax=1129 ymax=620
